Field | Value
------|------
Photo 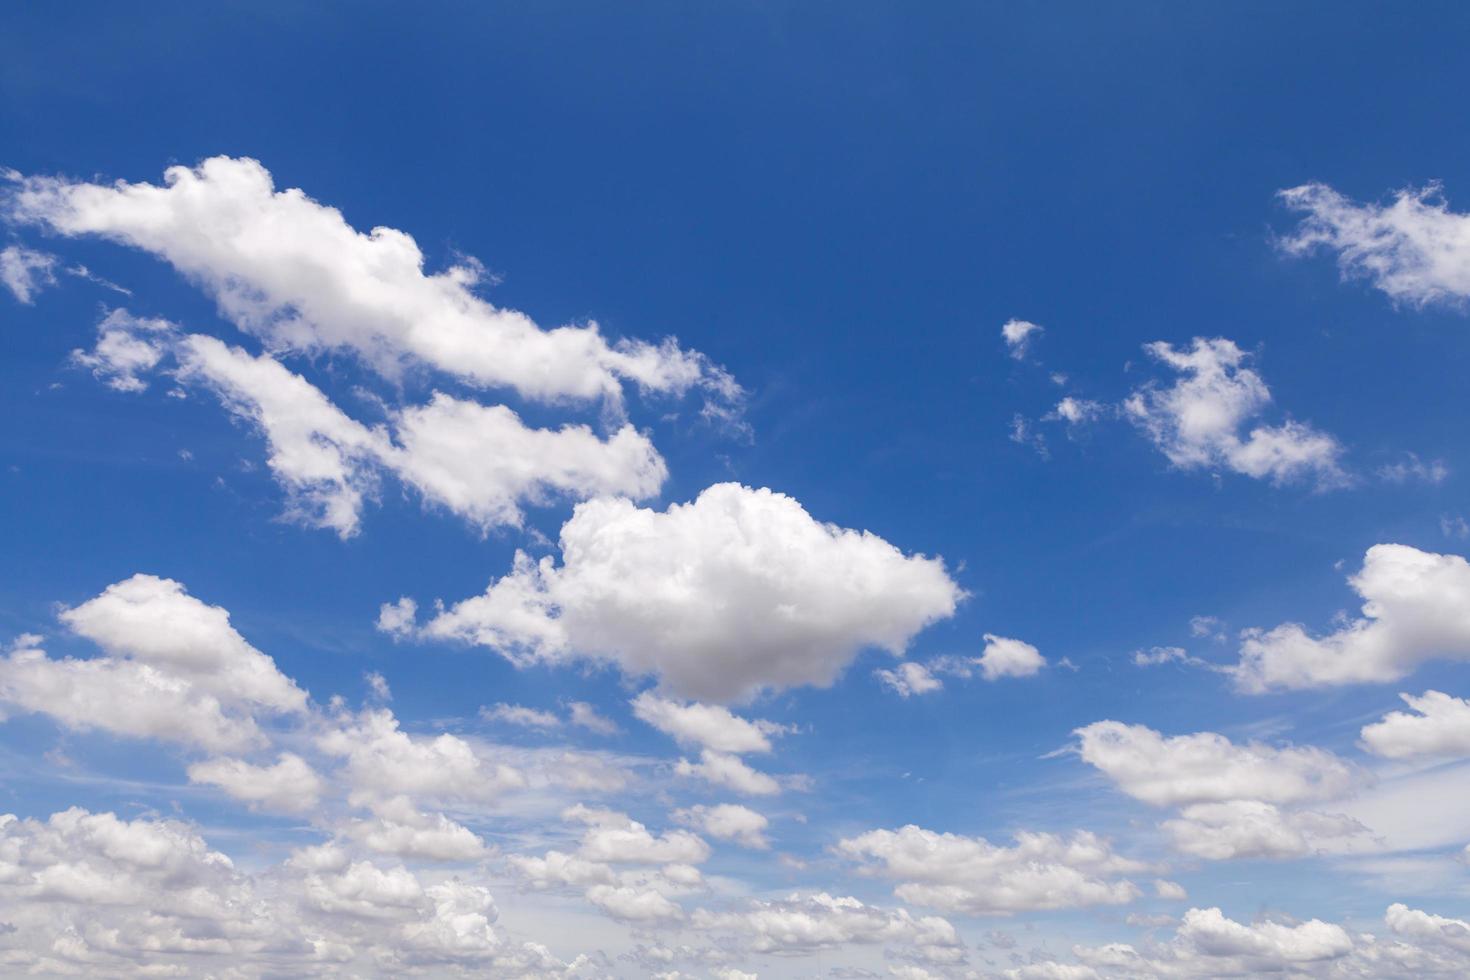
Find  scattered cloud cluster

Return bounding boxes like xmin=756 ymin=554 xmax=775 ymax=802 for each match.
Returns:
xmin=1124 ymin=337 xmax=1347 ymax=488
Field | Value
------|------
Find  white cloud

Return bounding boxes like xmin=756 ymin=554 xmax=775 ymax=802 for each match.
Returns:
xmin=1154 ymin=879 xmax=1187 ymax=901
xmin=674 ymin=750 xmax=782 ymax=796
xmin=673 ymin=804 xmax=770 ymax=850
xmin=1073 ymin=721 xmax=1355 ymax=807
xmin=1232 ymin=544 xmax=1470 ymax=691
xmin=481 ymin=703 xmax=562 ymax=729
xmin=1002 ymin=319 xmax=1044 ymax=360
xmin=417 ymin=483 xmax=963 ymax=702
xmin=317 ymin=707 xmax=526 ymax=807
xmin=632 ymin=691 xmax=789 ymax=753
xmin=978 ymin=634 xmax=1046 ymax=680
xmin=0 ymin=244 xmax=57 ymax=303
xmin=1161 ymin=800 xmax=1373 ymax=860
xmin=0 ymin=575 xmax=305 ymax=752
xmin=1361 ymin=691 xmax=1470 ymax=758
xmin=187 ymin=753 xmax=323 ymax=813
xmin=9 ymin=156 xmax=737 ymax=409
xmin=70 ymin=308 xmax=174 ymax=391
xmin=348 ymin=806 xmax=487 ymax=862
xmin=1124 ymin=337 xmax=1346 ymax=488
xmin=1047 ymin=396 xmax=1107 ymax=425
xmin=1132 ymin=646 xmax=1191 ymax=667
xmin=1279 ymin=181 xmax=1470 ymax=308
xmin=0 ymin=807 xmax=585 ymax=975
xmin=836 ymin=824 xmax=1145 ymax=916
xmin=60 ymin=573 xmax=306 ymax=713
xmin=1058 ymin=902 xmax=1470 ymax=977
xmin=376 ymin=597 xmax=418 ymax=638
xmin=586 ymin=883 xmax=685 ymax=922
xmin=692 ymin=891 xmax=962 ymax=960
xmin=567 ymin=700 xmax=619 ymax=735
xmin=1378 ymin=452 xmax=1448 ymax=485
xmin=875 ymin=661 xmax=943 ymax=697
xmin=564 ymin=805 xmax=710 ymax=866
xmin=174 ymin=331 xmax=667 ymax=538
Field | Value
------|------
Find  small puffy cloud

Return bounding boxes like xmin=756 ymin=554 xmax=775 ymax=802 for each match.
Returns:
xmin=875 ymin=661 xmax=943 ymax=698
xmin=70 ymin=309 xmax=175 ymax=391
xmin=1361 ymin=690 xmax=1470 ymax=758
xmin=1154 ymin=879 xmax=1187 ymax=901
xmin=567 ymin=700 xmax=619 ymax=735
xmin=1002 ymin=318 xmax=1044 ymax=360
xmin=673 ymin=804 xmax=770 ymax=850
xmin=1232 ymin=544 xmax=1470 ymax=691
xmin=1124 ymin=337 xmax=1346 ymax=488
xmin=187 ymin=753 xmax=323 ymax=813
xmin=1279 ymin=181 xmax=1470 ymax=308
xmin=1073 ymin=721 xmax=1355 ymax=807
xmin=674 ymin=750 xmax=782 ymax=796
xmin=8 ymin=156 xmax=737 ymax=410
xmin=564 ymin=805 xmax=710 ymax=866
xmin=631 ymin=692 xmax=789 ymax=753
xmin=377 ymin=597 xmax=419 ymax=638
xmin=836 ymin=824 xmax=1145 ymax=916
xmin=978 ymin=634 xmax=1046 ymax=680
xmin=0 ymin=244 xmax=57 ymax=303
xmin=481 ymin=703 xmax=562 ymax=730
xmin=1047 ymin=397 xmax=1107 ymax=425
xmin=418 ymin=483 xmax=962 ymax=702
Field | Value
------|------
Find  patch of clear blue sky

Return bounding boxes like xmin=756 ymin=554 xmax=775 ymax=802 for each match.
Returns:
xmin=3 ymin=0 xmax=1470 ymax=926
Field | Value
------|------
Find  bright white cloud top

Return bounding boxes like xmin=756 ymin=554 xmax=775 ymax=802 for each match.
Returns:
xmin=408 ymin=483 xmax=963 ymax=701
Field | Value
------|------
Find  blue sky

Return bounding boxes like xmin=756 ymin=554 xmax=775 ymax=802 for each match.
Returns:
xmin=5 ymin=3 xmax=1470 ymax=977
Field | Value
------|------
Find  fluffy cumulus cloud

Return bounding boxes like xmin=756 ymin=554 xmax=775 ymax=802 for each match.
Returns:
xmin=1360 ymin=690 xmax=1470 ymax=758
xmin=1161 ymin=800 xmax=1373 ymax=860
xmin=70 ymin=311 xmax=669 ymax=537
xmin=672 ymin=804 xmax=771 ymax=849
xmin=632 ymin=692 xmax=790 ymax=753
xmin=978 ymin=633 xmax=1047 ymax=679
xmin=1124 ymin=337 xmax=1346 ymax=487
xmin=1073 ymin=721 xmax=1372 ymax=861
xmin=1279 ymin=181 xmax=1470 ymax=308
xmin=1073 ymin=721 xmax=1355 ymax=808
xmin=0 ymin=574 xmax=305 ymax=752
xmin=836 ymin=824 xmax=1145 ymax=916
xmin=1233 ymin=543 xmax=1470 ymax=691
xmin=0 ymin=243 xmax=57 ymax=303
xmin=186 ymin=752 xmax=324 ymax=813
xmin=413 ymin=483 xmax=963 ymax=702
xmin=6 ymin=156 xmax=738 ymax=409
